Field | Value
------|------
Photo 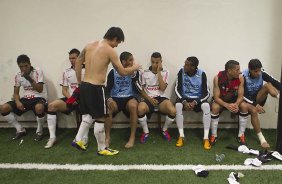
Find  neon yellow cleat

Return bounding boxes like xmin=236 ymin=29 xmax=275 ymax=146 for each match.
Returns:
xmin=71 ymin=140 xmax=87 ymax=151
xmin=97 ymin=147 xmax=119 ymax=156
xmin=176 ymin=137 xmax=184 ymax=147
xmin=203 ymin=139 xmax=211 ymax=150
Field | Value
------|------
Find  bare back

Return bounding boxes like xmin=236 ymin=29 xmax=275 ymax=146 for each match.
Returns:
xmin=83 ymin=40 xmax=113 ymax=85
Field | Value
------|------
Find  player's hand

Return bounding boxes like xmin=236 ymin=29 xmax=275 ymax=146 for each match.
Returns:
xmin=256 ymin=104 xmax=265 ymax=114
xmin=189 ymin=101 xmax=197 ymax=110
xmin=226 ymin=103 xmax=239 ymax=113
xmin=22 ymin=73 xmax=34 ymax=83
xmin=183 ymin=101 xmax=191 ymax=111
xmin=16 ymin=101 xmax=25 ymax=111
xmin=149 ymin=98 xmax=158 ymax=106
xmin=132 ymin=63 xmax=142 ymax=71
xmin=157 ymin=62 xmax=162 ymax=72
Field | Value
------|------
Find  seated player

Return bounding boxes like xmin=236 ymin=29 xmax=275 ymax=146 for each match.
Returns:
xmin=174 ymin=56 xmax=211 ymax=149
xmin=210 ymin=60 xmax=248 ymax=145
xmin=240 ymin=59 xmax=280 ymax=148
xmin=105 ymin=51 xmax=140 ymax=148
xmin=0 ymin=55 xmax=47 ymax=141
xmin=138 ymin=52 xmax=176 ymax=143
xmin=45 ymin=48 xmax=89 ymax=148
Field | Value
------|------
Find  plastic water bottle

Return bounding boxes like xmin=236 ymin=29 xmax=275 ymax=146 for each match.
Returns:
xmin=215 ymin=154 xmax=225 ymax=162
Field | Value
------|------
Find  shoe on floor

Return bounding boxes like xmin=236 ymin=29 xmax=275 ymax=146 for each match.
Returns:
xmin=203 ymin=139 xmax=211 ymax=150
xmin=161 ymin=130 xmax=171 ymax=142
xmin=210 ymin=135 xmax=217 ymax=146
xmin=140 ymin=132 xmax=149 ymax=144
xmin=97 ymin=147 xmax=119 ymax=156
xmin=34 ymin=132 xmax=44 ymax=141
xmin=176 ymin=137 xmax=184 ymax=147
xmin=237 ymin=134 xmax=246 ymax=145
xmin=12 ymin=130 xmax=27 ymax=140
xmin=71 ymin=140 xmax=87 ymax=151
xmin=44 ymin=138 xmax=57 ymax=149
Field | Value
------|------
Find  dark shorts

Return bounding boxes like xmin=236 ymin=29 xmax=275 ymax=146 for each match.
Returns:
xmin=141 ymin=96 xmax=168 ymax=118
xmin=59 ymin=97 xmax=78 ymax=115
xmin=176 ymin=98 xmax=207 ymax=113
xmin=112 ymin=96 xmax=137 ymax=118
xmin=7 ymin=97 xmax=47 ymax=116
xmin=79 ymin=82 xmax=107 ymax=119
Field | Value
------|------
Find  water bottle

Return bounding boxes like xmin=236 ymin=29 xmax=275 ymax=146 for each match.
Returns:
xmin=215 ymin=154 xmax=225 ymax=162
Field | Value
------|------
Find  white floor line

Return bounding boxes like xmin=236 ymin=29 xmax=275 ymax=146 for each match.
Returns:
xmin=1 ymin=163 xmax=282 ymax=171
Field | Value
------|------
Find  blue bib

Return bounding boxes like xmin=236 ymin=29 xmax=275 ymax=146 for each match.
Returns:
xmin=182 ymin=68 xmax=203 ymax=98
xmin=111 ymin=69 xmax=134 ymax=97
xmin=243 ymin=69 xmax=263 ymax=98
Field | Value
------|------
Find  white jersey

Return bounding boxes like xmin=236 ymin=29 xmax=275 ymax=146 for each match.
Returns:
xmin=14 ymin=66 xmax=47 ymax=100
xmin=140 ymin=68 xmax=169 ymax=98
xmin=60 ymin=67 xmax=85 ymax=95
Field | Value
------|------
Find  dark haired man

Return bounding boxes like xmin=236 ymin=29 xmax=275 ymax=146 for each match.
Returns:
xmin=0 ymin=55 xmax=47 ymax=141
xmin=175 ymin=56 xmax=211 ymax=149
xmin=105 ymin=51 xmax=141 ymax=148
xmin=210 ymin=60 xmax=248 ymax=146
xmin=45 ymin=48 xmax=89 ymax=149
xmin=72 ymin=27 xmax=140 ymax=156
xmin=138 ymin=52 xmax=176 ymax=144
xmin=240 ymin=59 xmax=280 ymax=148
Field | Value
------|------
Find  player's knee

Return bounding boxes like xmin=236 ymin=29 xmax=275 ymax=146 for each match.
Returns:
xmin=0 ymin=104 xmax=11 ymax=114
xmin=128 ymin=103 xmax=138 ymax=112
xmin=137 ymin=105 xmax=147 ymax=116
xmin=250 ymin=108 xmax=258 ymax=115
xmin=211 ymin=103 xmax=220 ymax=114
xmin=48 ymin=103 xmax=57 ymax=112
xmin=168 ymin=106 xmax=176 ymax=117
xmin=239 ymin=102 xmax=248 ymax=112
xmin=35 ymin=104 xmax=45 ymax=115
xmin=201 ymin=103 xmax=210 ymax=113
xmin=175 ymin=103 xmax=183 ymax=114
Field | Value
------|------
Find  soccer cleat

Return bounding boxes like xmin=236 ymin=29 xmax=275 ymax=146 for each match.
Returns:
xmin=210 ymin=135 xmax=217 ymax=146
xmin=71 ymin=140 xmax=87 ymax=151
xmin=12 ymin=130 xmax=27 ymax=140
xmin=82 ymin=137 xmax=89 ymax=148
xmin=140 ymin=132 xmax=149 ymax=144
xmin=34 ymin=132 xmax=44 ymax=141
xmin=176 ymin=137 xmax=184 ymax=147
xmin=97 ymin=147 xmax=119 ymax=156
xmin=237 ymin=134 xmax=246 ymax=145
xmin=44 ymin=138 xmax=56 ymax=149
xmin=203 ymin=139 xmax=211 ymax=150
xmin=161 ymin=130 xmax=171 ymax=142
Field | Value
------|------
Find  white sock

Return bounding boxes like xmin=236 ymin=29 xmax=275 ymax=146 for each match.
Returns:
xmin=47 ymin=114 xmax=56 ymax=139
xmin=138 ymin=115 xmax=149 ymax=134
xmin=36 ymin=116 xmax=45 ymax=134
xmin=201 ymin=103 xmax=211 ymax=139
xmin=176 ymin=103 xmax=184 ymax=137
xmin=4 ymin=113 xmax=23 ymax=132
xmin=75 ymin=114 xmax=94 ymax=141
xmin=82 ymin=126 xmax=90 ymax=144
xmin=257 ymin=132 xmax=267 ymax=145
xmin=238 ymin=112 xmax=248 ymax=137
xmin=211 ymin=113 xmax=219 ymax=137
xmin=162 ymin=115 xmax=174 ymax=132
xmin=94 ymin=122 xmax=106 ymax=151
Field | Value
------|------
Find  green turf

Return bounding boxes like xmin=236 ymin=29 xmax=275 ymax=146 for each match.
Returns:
xmin=0 ymin=128 xmax=281 ymax=183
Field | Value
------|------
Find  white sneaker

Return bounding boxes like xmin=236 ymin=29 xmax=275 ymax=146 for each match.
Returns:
xmin=44 ymin=138 xmax=56 ymax=149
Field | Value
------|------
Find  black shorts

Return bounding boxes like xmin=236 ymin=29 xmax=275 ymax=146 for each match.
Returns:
xmin=112 ymin=96 xmax=137 ymax=118
xmin=79 ymin=82 xmax=107 ymax=119
xmin=176 ymin=98 xmax=206 ymax=113
xmin=245 ymin=96 xmax=268 ymax=107
xmin=7 ymin=97 xmax=47 ymax=116
xmin=59 ymin=97 xmax=78 ymax=115
xmin=141 ymin=96 xmax=168 ymax=117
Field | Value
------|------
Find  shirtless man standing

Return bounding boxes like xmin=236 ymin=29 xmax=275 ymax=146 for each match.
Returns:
xmin=72 ymin=27 xmax=140 ymax=156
